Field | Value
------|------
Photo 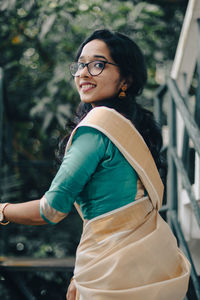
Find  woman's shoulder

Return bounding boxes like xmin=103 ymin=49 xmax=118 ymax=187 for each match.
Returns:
xmin=72 ymin=125 xmax=126 ymax=161
xmin=69 ymin=126 xmax=110 ymax=157
xmin=72 ymin=125 xmax=109 ymax=145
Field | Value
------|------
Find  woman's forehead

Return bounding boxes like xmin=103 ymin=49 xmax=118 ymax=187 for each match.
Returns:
xmin=79 ymin=40 xmax=111 ymax=61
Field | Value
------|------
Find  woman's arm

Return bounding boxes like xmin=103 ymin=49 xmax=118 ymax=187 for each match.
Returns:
xmin=2 ymin=200 xmax=47 ymax=225
xmin=2 ymin=127 xmax=106 ymax=227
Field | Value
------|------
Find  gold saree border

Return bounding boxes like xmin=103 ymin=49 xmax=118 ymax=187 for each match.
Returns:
xmin=40 ymin=196 xmax=67 ymax=224
xmin=82 ymin=196 xmax=153 ymax=243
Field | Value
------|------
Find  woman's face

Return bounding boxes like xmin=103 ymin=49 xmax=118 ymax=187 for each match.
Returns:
xmin=75 ymin=39 xmax=125 ymax=106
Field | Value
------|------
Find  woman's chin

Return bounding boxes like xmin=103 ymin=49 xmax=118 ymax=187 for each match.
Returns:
xmin=81 ymin=98 xmax=97 ymax=105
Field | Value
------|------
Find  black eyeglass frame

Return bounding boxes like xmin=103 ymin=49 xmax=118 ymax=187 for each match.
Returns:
xmin=69 ymin=60 xmax=118 ymax=77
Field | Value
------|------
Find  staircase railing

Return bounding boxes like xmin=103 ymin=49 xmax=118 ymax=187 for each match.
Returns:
xmin=154 ymin=1 xmax=200 ymax=299
xmin=154 ymin=78 xmax=200 ymax=300
xmin=167 ymin=77 xmax=200 ymax=300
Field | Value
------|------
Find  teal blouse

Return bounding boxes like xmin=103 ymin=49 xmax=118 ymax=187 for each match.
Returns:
xmin=44 ymin=126 xmax=138 ymax=220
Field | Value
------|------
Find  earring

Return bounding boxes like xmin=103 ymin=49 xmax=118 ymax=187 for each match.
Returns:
xmin=118 ymin=85 xmax=127 ymax=99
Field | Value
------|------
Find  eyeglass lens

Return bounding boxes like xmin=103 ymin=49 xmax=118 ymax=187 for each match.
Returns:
xmin=70 ymin=61 xmax=105 ymax=76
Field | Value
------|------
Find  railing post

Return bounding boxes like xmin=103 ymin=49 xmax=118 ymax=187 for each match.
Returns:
xmin=0 ymin=68 xmax=6 ymax=259
xmin=181 ymin=73 xmax=190 ymax=178
xmin=167 ymin=91 xmax=178 ymax=225
xmin=195 ymin=19 xmax=200 ymax=129
xmin=153 ymin=84 xmax=167 ymax=125
xmin=0 ymin=67 xmax=3 ymax=175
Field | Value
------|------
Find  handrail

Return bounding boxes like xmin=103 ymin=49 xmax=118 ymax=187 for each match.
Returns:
xmin=154 ymin=77 xmax=200 ymax=299
xmin=170 ymin=211 xmax=200 ymax=298
xmin=167 ymin=78 xmax=200 ymax=156
xmin=171 ymin=0 xmax=200 ymax=90
xmin=170 ymin=146 xmax=200 ymax=227
xmin=0 ymin=256 xmax=75 ymax=272
xmin=0 ymin=256 xmax=75 ymax=299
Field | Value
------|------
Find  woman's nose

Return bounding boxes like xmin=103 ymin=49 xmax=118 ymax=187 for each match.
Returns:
xmin=79 ymin=65 xmax=91 ymax=77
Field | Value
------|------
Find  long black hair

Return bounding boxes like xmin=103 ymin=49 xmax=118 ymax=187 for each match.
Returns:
xmin=58 ymin=29 xmax=165 ymax=180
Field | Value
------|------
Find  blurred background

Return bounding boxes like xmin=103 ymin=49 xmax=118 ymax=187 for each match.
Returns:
xmin=0 ymin=0 xmax=190 ymax=299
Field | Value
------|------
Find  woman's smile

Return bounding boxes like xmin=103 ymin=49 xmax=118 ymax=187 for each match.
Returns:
xmin=80 ymin=82 xmax=96 ymax=93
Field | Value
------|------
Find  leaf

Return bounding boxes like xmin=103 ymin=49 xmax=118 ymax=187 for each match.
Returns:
xmin=0 ymin=0 xmax=16 ymax=11
xmin=30 ymin=97 xmax=51 ymax=117
xmin=56 ymin=113 xmax=67 ymax=128
xmin=24 ymin=0 xmax=35 ymax=12
xmin=39 ymin=13 xmax=56 ymax=40
xmin=42 ymin=111 xmax=54 ymax=131
xmin=57 ymin=104 xmax=71 ymax=118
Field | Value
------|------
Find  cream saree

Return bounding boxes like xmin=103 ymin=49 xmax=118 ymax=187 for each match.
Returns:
xmin=66 ymin=107 xmax=190 ymax=300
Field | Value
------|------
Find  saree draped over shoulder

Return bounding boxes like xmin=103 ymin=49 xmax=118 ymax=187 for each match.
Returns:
xmin=66 ymin=107 xmax=190 ymax=300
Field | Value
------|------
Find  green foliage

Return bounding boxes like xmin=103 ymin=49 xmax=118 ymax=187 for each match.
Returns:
xmin=0 ymin=0 xmax=186 ymax=163
xmin=0 ymin=0 xmax=187 ymax=298
xmin=0 ymin=1 xmax=186 ymax=133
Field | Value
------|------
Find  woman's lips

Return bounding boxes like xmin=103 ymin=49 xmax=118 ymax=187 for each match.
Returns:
xmin=80 ymin=83 xmax=96 ymax=92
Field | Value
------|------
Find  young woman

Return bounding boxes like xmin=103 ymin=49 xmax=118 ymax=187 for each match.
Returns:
xmin=0 ymin=29 xmax=190 ymax=300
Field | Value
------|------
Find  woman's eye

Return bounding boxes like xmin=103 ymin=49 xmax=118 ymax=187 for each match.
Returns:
xmin=78 ymin=63 xmax=85 ymax=70
xmin=94 ymin=62 xmax=104 ymax=69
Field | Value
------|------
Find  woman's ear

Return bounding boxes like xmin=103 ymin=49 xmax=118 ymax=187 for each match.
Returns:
xmin=126 ymin=76 xmax=133 ymax=88
xmin=120 ymin=77 xmax=133 ymax=89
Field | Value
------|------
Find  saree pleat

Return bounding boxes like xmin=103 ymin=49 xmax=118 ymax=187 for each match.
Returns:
xmin=74 ymin=199 xmax=189 ymax=300
xmin=65 ymin=107 xmax=190 ymax=300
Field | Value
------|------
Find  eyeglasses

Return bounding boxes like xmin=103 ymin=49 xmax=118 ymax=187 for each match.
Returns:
xmin=69 ymin=60 xmax=118 ymax=77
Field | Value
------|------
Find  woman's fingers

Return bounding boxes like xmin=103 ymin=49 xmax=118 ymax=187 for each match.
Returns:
xmin=66 ymin=279 xmax=77 ymax=300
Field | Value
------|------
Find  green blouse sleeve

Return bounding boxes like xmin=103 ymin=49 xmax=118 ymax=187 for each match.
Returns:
xmin=44 ymin=126 xmax=107 ymax=215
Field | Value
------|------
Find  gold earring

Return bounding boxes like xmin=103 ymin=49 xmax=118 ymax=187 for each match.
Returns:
xmin=118 ymin=86 xmax=127 ymax=99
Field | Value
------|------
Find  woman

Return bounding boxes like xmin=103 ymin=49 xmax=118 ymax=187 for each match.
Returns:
xmin=0 ymin=29 xmax=190 ymax=300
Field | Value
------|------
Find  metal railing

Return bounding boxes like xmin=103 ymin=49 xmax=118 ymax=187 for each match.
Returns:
xmin=154 ymin=2 xmax=200 ymax=297
xmin=0 ymin=68 xmax=3 ymax=183
xmin=168 ymin=77 xmax=200 ymax=300
xmin=154 ymin=78 xmax=200 ymax=300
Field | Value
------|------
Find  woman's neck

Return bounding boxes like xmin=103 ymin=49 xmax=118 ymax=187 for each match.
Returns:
xmin=91 ymin=96 xmax=134 ymax=121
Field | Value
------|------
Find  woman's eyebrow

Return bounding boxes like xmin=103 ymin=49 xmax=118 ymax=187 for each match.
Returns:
xmin=93 ymin=55 xmax=108 ymax=60
xmin=79 ymin=55 xmax=108 ymax=61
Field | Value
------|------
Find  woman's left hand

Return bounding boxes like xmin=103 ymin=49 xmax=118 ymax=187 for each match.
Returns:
xmin=66 ymin=278 xmax=76 ymax=300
